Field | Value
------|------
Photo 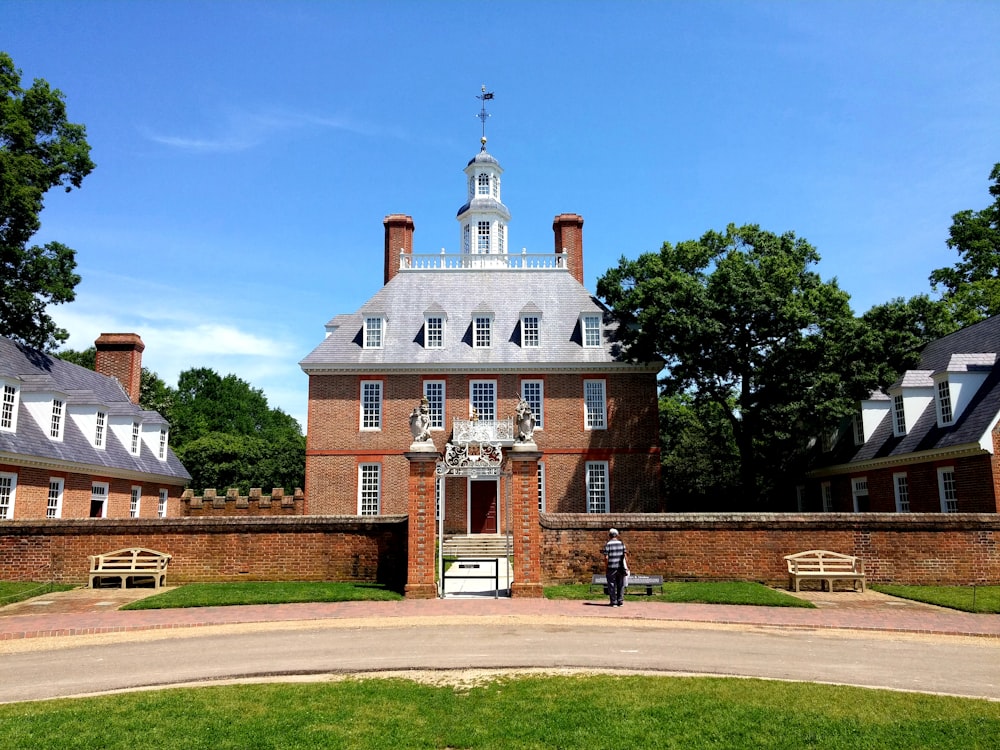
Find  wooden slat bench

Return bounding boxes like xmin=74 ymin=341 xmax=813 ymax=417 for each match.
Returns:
xmin=590 ymin=573 xmax=664 ymax=596
xmin=88 ymin=547 xmax=171 ymax=589
xmin=784 ymin=550 xmax=865 ymax=593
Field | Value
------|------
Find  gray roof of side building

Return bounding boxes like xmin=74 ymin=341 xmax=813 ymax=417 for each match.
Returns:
xmin=0 ymin=336 xmax=191 ymax=483
xmin=300 ymin=267 xmax=659 ymax=373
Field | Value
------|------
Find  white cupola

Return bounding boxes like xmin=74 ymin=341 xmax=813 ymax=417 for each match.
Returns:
xmin=457 ymin=138 xmax=511 ymax=258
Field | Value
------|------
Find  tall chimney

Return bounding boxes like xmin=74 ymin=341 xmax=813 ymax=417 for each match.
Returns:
xmin=94 ymin=333 xmax=144 ymax=404
xmin=553 ymin=213 xmax=584 ymax=285
xmin=383 ymin=214 xmax=415 ymax=284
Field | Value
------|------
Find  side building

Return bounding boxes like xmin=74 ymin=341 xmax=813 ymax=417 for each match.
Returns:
xmin=0 ymin=333 xmax=190 ymax=519
xmin=300 ymin=140 xmax=662 ymax=533
xmin=805 ymin=315 xmax=1000 ymax=513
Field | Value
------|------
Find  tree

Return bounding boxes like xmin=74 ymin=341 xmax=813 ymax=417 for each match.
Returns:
xmin=929 ymin=163 xmax=1000 ymax=327
xmin=0 ymin=51 xmax=94 ymax=350
xmin=597 ymin=223 xmax=862 ymax=507
xmin=57 ymin=346 xmax=175 ymax=415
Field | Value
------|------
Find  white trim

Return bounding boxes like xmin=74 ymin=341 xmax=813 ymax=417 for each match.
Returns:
xmin=469 ymin=379 xmax=497 ymax=422
xmin=585 ymin=461 xmax=609 ymax=512
xmin=519 ymin=378 xmax=544 ymax=429
xmin=158 ymin=488 xmax=169 ymax=518
xmin=937 ymin=466 xmax=958 ymax=513
xmin=584 ymin=379 xmax=607 ymax=430
xmin=893 ymin=472 xmax=910 ymax=513
xmin=0 ymin=381 xmax=19 ymax=432
xmin=90 ymin=481 xmax=109 ymax=518
xmin=358 ymin=462 xmax=381 ymax=515
xmin=0 ymin=471 xmax=17 ymax=519
xmin=363 ymin=316 xmax=385 ymax=349
xmin=423 ymin=379 xmax=446 ymax=430
xmin=360 ymin=380 xmax=383 ymax=431
xmin=129 ymin=485 xmax=142 ymax=518
xmin=851 ymin=476 xmax=868 ymax=513
xmin=47 ymin=477 xmax=64 ymax=519
xmin=581 ymin=313 xmax=602 ymax=348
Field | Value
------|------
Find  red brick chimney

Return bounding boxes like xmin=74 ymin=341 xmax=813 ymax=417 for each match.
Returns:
xmin=383 ymin=214 xmax=415 ymax=284
xmin=94 ymin=333 xmax=144 ymax=404
xmin=553 ymin=213 xmax=584 ymax=285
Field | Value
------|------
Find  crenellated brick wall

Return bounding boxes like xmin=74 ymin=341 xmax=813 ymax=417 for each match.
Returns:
xmin=181 ymin=488 xmax=306 ymax=516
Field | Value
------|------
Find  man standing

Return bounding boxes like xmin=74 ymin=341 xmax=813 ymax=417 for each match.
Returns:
xmin=602 ymin=528 xmax=627 ymax=607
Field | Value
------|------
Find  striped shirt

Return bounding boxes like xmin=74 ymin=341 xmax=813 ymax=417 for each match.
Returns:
xmin=603 ymin=538 xmax=625 ymax=570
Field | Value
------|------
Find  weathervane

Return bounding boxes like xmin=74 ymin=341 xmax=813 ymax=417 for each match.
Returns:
xmin=476 ymin=84 xmax=494 ymax=149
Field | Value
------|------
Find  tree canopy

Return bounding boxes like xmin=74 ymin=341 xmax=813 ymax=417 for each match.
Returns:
xmin=0 ymin=51 xmax=94 ymax=350
xmin=597 ymin=223 xmax=864 ymax=507
xmin=929 ymin=163 xmax=1000 ymax=327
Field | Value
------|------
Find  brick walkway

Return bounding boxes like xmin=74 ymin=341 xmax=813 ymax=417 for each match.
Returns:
xmin=2 ymin=586 xmax=998 ymax=641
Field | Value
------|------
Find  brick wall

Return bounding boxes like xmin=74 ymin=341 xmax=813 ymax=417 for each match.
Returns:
xmin=181 ymin=488 xmax=305 ymax=516
xmin=0 ymin=516 xmax=407 ymax=588
xmin=541 ymin=513 xmax=1000 ymax=586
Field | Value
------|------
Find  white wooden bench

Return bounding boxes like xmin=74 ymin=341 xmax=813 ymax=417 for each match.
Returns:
xmin=88 ymin=547 xmax=171 ymax=589
xmin=590 ymin=573 xmax=664 ymax=596
xmin=784 ymin=550 xmax=865 ymax=593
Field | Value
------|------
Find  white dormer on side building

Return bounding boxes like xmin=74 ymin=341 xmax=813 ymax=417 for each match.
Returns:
xmin=140 ymin=412 xmax=171 ymax=461
xmin=858 ymin=391 xmax=891 ymax=444
xmin=21 ymin=387 xmax=69 ymax=442
xmin=933 ymin=353 xmax=997 ymax=428
xmin=66 ymin=392 xmax=111 ymax=451
xmin=108 ymin=410 xmax=143 ymax=456
xmin=887 ymin=371 xmax=935 ymax=438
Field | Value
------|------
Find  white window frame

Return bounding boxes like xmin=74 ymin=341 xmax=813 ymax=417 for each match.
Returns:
xmin=852 ymin=413 xmax=864 ymax=446
xmin=477 ymin=172 xmax=489 ymax=196
xmin=585 ymin=461 xmax=609 ymax=513
xmin=50 ymin=398 xmax=64 ymax=440
xmin=358 ymin=463 xmax=381 ymax=515
xmin=130 ymin=485 xmax=141 ymax=518
xmin=851 ymin=477 xmax=869 ymax=513
xmin=821 ymin=481 xmax=833 ymax=512
xmin=498 ymin=223 xmax=505 ymax=254
xmin=521 ymin=314 xmax=540 ymax=348
xmin=477 ymin=221 xmax=490 ymax=253
xmin=130 ymin=420 xmax=141 ymax=455
xmin=423 ymin=380 xmax=445 ymax=430
xmin=892 ymin=393 xmax=906 ymax=436
xmin=520 ymin=379 xmax=544 ymax=429
xmin=90 ymin=481 xmax=109 ymax=518
xmin=537 ymin=461 xmax=546 ymax=513
xmin=94 ymin=410 xmax=107 ymax=449
xmin=47 ymin=477 xmax=64 ymax=519
xmin=581 ymin=314 xmax=602 ymax=348
xmin=158 ymin=488 xmax=169 ymax=518
xmin=470 ymin=380 xmax=497 ymax=422
xmin=0 ymin=472 xmax=17 ymax=520
xmin=937 ymin=379 xmax=953 ymax=426
xmin=1 ymin=382 xmax=18 ymax=432
xmin=363 ymin=316 xmax=385 ymax=349
xmin=473 ymin=315 xmax=493 ymax=348
xmin=937 ymin=466 xmax=958 ymax=513
xmin=360 ymin=380 xmax=383 ymax=431
xmin=463 ymin=224 xmax=471 ymax=253
xmin=425 ymin=315 xmax=444 ymax=349
xmin=158 ymin=427 xmax=168 ymax=460
xmin=893 ymin=472 xmax=911 ymax=513
xmin=584 ymin=379 xmax=607 ymax=430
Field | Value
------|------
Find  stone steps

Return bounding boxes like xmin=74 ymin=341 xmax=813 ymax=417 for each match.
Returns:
xmin=442 ymin=535 xmax=512 ymax=558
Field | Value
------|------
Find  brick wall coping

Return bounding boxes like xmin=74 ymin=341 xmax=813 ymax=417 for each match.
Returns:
xmin=540 ymin=512 xmax=1000 ymax=532
xmin=0 ymin=515 xmax=409 ymax=536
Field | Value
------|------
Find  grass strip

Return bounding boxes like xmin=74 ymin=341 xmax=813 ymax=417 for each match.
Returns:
xmin=121 ymin=581 xmax=403 ymax=610
xmin=872 ymin=584 xmax=1000 ymax=613
xmin=544 ymin=580 xmax=815 ymax=607
xmin=1 ymin=675 xmax=997 ymax=749
xmin=0 ymin=581 xmax=76 ymax=606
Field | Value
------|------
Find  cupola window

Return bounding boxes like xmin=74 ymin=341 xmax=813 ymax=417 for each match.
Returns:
xmin=477 ymin=221 xmax=491 ymax=253
xmin=477 ymin=173 xmax=490 ymax=195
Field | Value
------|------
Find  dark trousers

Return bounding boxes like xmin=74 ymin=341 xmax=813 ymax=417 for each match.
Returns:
xmin=607 ymin=566 xmax=625 ymax=605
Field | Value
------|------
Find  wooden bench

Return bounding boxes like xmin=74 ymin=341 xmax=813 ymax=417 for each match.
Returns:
xmin=590 ymin=573 xmax=664 ymax=596
xmin=88 ymin=547 xmax=171 ymax=589
xmin=784 ymin=550 xmax=865 ymax=593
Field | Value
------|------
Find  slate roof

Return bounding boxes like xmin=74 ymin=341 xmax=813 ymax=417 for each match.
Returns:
xmin=0 ymin=336 xmax=190 ymax=483
xmin=300 ymin=267 xmax=657 ymax=373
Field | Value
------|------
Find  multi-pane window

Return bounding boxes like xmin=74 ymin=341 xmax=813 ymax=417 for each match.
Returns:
xmin=582 ymin=314 xmax=602 ymax=347
xmin=95 ymin=411 xmax=106 ymax=448
xmin=474 ymin=316 xmax=492 ymax=348
xmin=158 ymin=489 xmax=168 ymax=518
xmin=892 ymin=394 xmax=906 ymax=436
xmin=364 ymin=316 xmax=384 ymax=348
xmin=586 ymin=461 xmax=609 ymax=513
xmin=498 ymin=223 xmax=505 ymax=254
xmin=938 ymin=467 xmax=958 ymax=513
xmin=470 ymin=380 xmax=496 ymax=421
xmin=477 ymin=221 xmax=490 ymax=252
xmin=158 ymin=428 xmax=168 ymax=459
xmin=893 ymin=473 xmax=911 ymax=513
xmin=361 ymin=381 xmax=382 ymax=430
xmin=852 ymin=413 xmax=865 ymax=445
xmin=584 ymin=379 xmax=607 ymax=430
xmin=937 ymin=380 xmax=953 ymax=425
xmin=130 ymin=486 xmax=141 ymax=518
xmin=537 ymin=461 xmax=546 ymax=513
xmin=821 ymin=482 xmax=834 ymax=512
xmin=425 ymin=316 xmax=444 ymax=348
xmin=90 ymin=482 xmax=108 ymax=518
xmin=477 ymin=173 xmax=489 ymax=195
xmin=1 ymin=383 xmax=17 ymax=431
xmin=521 ymin=315 xmax=540 ymax=348
xmin=0 ymin=472 xmax=16 ymax=519
xmin=423 ymin=380 xmax=445 ymax=429
xmin=520 ymin=379 xmax=544 ymax=429
xmin=130 ymin=420 xmax=141 ymax=454
xmin=852 ymin=477 xmax=870 ymax=513
xmin=464 ymin=224 xmax=471 ymax=253
xmin=47 ymin=478 xmax=64 ymax=519
xmin=50 ymin=398 xmax=64 ymax=439
xmin=358 ymin=463 xmax=381 ymax=515
xmin=492 ymin=175 xmax=500 ymax=199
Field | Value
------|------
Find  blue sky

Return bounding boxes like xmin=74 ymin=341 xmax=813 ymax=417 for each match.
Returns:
xmin=5 ymin=0 xmax=999 ymax=429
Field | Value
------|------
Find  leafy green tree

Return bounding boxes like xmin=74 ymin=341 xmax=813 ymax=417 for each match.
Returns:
xmin=597 ymin=223 xmax=862 ymax=507
xmin=929 ymin=163 xmax=1000 ymax=327
xmin=0 ymin=51 xmax=94 ymax=350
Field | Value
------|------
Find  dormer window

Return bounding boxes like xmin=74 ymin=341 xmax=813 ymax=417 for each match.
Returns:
xmin=0 ymin=382 xmax=18 ymax=432
xmin=937 ymin=379 xmax=953 ymax=425
xmin=130 ymin=420 xmax=141 ymax=455
xmin=473 ymin=314 xmax=493 ymax=348
xmin=50 ymin=398 xmax=64 ymax=440
xmin=521 ymin=314 xmax=540 ymax=348
xmin=95 ymin=410 xmax=107 ymax=449
xmin=582 ymin=314 xmax=602 ymax=348
xmin=158 ymin=427 xmax=168 ymax=460
xmin=425 ymin=315 xmax=444 ymax=349
xmin=852 ymin=413 xmax=864 ymax=446
xmin=364 ymin=316 xmax=385 ymax=349
xmin=892 ymin=393 xmax=906 ymax=436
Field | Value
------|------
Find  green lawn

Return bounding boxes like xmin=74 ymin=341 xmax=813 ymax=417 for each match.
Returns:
xmin=1 ymin=675 xmax=997 ymax=749
xmin=0 ymin=581 xmax=76 ymax=607
xmin=121 ymin=581 xmax=403 ymax=610
xmin=545 ymin=580 xmax=816 ymax=608
xmin=872 ymin=584 xmax=1000 ymax=613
